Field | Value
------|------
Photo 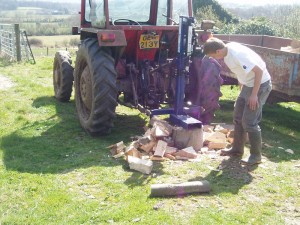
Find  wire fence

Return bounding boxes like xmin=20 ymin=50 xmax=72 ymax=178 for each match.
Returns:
xmin=0 ymin=23 xmax=35 ymax=63
xmin=31 ymin=47 xmax=78 ymax=58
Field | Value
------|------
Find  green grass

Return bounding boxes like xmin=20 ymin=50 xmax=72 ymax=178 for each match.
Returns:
xmin=0 ymin=56 xmax=299 ymax=224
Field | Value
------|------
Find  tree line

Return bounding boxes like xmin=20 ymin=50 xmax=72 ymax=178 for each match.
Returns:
xmin=193 ymin=0 xmax=300 ymax=39
xmin=0 ymin=0 xmax=79 ymax=12
xmin=0 ymin=0 xmax=299 ymax=39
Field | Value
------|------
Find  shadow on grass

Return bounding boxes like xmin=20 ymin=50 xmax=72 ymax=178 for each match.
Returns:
xmin=216 ymin=99 xmax=300 ymax=163
xmin=189 ymin=157 xmax=253 ymax=196
xmin=0 ymin=57 xmax=14 ymax=67
xmin=123 ymin=162 xmax=164 ymax=188
xmin=261 ymin=102 xmax=300 ymax=162
xmin=1 ymin=96 xmax=147 ymax=174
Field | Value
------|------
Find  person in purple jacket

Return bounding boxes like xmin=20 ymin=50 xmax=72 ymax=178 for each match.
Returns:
xmin=203 ymin=37 xmax=272 ymax=166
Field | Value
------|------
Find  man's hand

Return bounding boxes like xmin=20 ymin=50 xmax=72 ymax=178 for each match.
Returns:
xmin=248 ymin=65 xmax=263 ymax=110
xmin=248 ymin=94 xmax=259 ymax=110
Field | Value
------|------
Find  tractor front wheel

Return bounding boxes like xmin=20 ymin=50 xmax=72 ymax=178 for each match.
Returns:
xmin=74 ymin=38 xmax=118 ymax=135
xmin=53 ymin=51 xmax=74 ymax=102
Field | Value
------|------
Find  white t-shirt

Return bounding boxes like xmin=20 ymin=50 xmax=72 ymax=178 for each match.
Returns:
xmin=224 ymin=42 xmax=271 ymax=87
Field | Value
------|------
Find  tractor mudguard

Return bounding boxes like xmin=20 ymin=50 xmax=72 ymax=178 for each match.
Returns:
xmin=96 ymin=30 xmax=127 ymax=47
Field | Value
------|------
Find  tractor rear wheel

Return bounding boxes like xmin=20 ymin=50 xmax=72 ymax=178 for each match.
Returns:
xmin=53 ymin=51 xmax=74 ymax=102
xmin=74 ymin=38 xmax=118 ymax=135
xmin=190 ymin=56 xmax=223 ymax=124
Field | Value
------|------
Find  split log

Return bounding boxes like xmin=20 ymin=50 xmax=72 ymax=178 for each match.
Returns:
xmin=151 ymin=120 xmax=173 ymax=138
xmin=139 ymin=140 xmax=156 ymax=153
xmin=150 ymin=180 xmax=211 ymax=197
xmin=175 ymin=146 xmax=198 ymax=159
xmin=153 ymin=140 xmax=168 ymax=157
xmin=208 ymin=142 xmax=227 ymax=150
xmin=172 ymin=127 xmax=203 ymax=151
xmin=164 ymin=153 xmax=176 ymax=160
xmin=205 ymin=131 xmax=226 ymax=143
xmin=107 ymin=141 xmax=126 ymax=155
xmin=128 ymin=156 xmax=153 ymax=174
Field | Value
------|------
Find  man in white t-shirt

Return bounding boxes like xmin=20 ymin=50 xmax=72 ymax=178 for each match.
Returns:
xmin=203 ymin=37 xmax=272 ymax=166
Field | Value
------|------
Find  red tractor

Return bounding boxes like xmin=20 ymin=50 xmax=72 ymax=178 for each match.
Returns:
xmin=53 ymin=0 xmax=222 ymax=135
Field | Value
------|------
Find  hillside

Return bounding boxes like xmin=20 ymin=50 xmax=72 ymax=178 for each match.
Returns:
xmin=193 ymin=0 xmax=237 ymax=23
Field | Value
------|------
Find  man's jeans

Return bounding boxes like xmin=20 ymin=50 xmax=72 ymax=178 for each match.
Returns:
xmin=234 ymin=80 xmax=272 ymax=133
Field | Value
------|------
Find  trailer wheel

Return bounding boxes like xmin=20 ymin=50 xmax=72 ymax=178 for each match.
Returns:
xmin=74 ymin=38 xmax=118 ymax=135
xmin=53 ymin=51 xmax=74 ymax=102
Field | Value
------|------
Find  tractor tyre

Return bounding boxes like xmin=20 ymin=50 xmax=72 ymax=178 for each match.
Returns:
xmin=53 ymin=51 xmax=74 ymax=102
xmin=74 ymin=38 xmax=118 ymax=136
xmin=190 ymin=56 xmax=223 ymax=124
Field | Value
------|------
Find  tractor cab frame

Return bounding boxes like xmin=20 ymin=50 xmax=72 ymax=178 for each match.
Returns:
xmin=54 ymin=0 xmax=222 ymax=135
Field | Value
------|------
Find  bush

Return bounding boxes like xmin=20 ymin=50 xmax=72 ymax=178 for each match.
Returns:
xmin=69 ymin=37 xmax=80 ymax=47
xmin=234 ymin=17 xmax=276 ymax=36
xmin=218 ymin=17 xmax=276 ymax=36
xmin=28 ymin=38 xmax=43 ymax=47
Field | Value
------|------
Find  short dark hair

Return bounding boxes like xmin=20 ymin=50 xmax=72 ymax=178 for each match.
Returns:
xmin=203 ymin=38 xmax=226 ymax=55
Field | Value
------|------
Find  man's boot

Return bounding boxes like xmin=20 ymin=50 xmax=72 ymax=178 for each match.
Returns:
xmin=240 ymin=131 xmax=262 ymax=165
xmin=220 ymin=124 xmax=246 ymax=157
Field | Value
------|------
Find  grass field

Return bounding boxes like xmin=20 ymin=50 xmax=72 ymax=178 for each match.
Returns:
xmin=0 ymin=55 xmax=299 ymax=224
xmin=28 ymin=35 xmax=80 ymax=57
xmin=28 ymin=35 xmax=80 ymax=47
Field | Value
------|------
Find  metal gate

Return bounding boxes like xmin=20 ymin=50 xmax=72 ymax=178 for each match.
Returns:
xmin=0 ymin=23 xmax=35 ymax=63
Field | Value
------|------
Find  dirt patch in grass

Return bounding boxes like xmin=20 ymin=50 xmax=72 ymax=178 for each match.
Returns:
xmin=0 ymin=75 xmax=14 ymax=90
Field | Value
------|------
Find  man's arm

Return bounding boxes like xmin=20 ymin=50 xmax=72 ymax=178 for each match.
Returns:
xmin=248 ymin=65 xmax=263 ymax=110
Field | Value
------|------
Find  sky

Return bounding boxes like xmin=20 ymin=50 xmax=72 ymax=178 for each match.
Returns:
xmin=216 ymin=0 xmax=299 ymax=6
xmin=39 ymin=0 xmax=299 ymax=5
xmin=36 ymin=0 xmax=300 ymax=7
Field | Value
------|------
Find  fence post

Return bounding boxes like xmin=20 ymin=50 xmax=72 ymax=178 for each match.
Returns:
xmin=14 ymin=24 xmax=21 ymax=62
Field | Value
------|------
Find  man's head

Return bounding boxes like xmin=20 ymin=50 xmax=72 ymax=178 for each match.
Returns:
xmin=203 ymin=38 xmax=226 ymax=59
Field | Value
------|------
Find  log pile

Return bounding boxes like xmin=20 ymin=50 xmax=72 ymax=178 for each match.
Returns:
xmin=108 ymin=116 xmax=235 ymax=174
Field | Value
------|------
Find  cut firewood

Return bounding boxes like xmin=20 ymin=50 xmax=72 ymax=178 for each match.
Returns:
xmin=175 ymin=156 xmax=190 ymax=160
xmin=125 ymin=147 xmax=142 ymax=159
xmin=200 ymin=146 xmax=209 ymax=154
xmin=214 ymin=124 xmax=234 ymax=134
xmin=153 ymin=140 xmax=168 ymax=157
xmin=150 ymin=156 xmax=165 ymax=161
xmin=165 ymin=146 xmax=178 ymax=155
xmin=175 ymin=146 xmax=198 ymax=159
xmin=203 ymin=125 xmax=214 ymax=132
xmin=139 ymin=140 xmax=156 ymax=153
xmin=172 ymin=127 xmax=203 ymax=151
xmin=164 ymin=153 xmax=176 ymax=160
xmin=151 ymin=119 xmax=173 ymax=138
xmin=138 ymin=136 xmax=151 ymax=145
xmin=162 ymin=136 xmax=174 ymax=146
xmin=128 ymin=156 xmax=153 ymax=174
xmin=112 ymin=152 xmax=125 ymax=159
xmin=208 ymin=142 xmax=227 ymax=150
xmin=107 ymin=141 xmax=126 ymax=156
xmin=205 ymin=131 xmax=226 ymax=143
